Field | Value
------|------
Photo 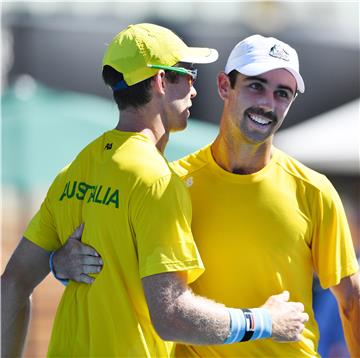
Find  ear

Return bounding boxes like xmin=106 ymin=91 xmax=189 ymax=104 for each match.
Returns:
xmin=217 ymin=72 xmax=232 ymax=101
xmin=152 ymin=70 xmax=166 ymax=95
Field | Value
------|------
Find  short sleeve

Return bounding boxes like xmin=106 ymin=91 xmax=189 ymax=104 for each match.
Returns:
xmin=132 ymin=174 xmax=204 ymax=284
xmin=23 ymin=195 xmax=61 ymax=252
xmin=311 ymin=179 xmax=359 ymax=289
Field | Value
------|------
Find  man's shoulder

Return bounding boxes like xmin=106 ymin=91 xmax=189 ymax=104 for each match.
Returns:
xmin=170 ymin=145 xmax=211 ymax=179
xmin=123 ymin=139 xmax=174 ymax=186
xmin=275 ymin=148 xmax=333 ymax=191
xmin=50 ymin=131 xmax=173 ymax=193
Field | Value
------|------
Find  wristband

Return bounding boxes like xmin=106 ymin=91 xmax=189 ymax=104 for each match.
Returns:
xmin=248 ymin=308 xmax=272 ymax=340
xmin=49 ymin=251 xmax=69 ymax=286
xmin=224 ymin=307 xmax=272 ymax=344
xmin=224 ymin=308 xmax=246 ymax=343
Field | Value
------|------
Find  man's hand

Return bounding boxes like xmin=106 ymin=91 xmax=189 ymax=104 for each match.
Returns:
xmin=52 ymin=224 xmax=103 ymax=284
xmin=262 ymin=291 xmax=309 ymax=342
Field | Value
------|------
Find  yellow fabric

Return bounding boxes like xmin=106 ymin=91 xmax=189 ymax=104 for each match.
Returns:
xmin=24 ymin=130 xmax=204 ymax=357
xmin=171 ymin=144 xmax=358 ymax=358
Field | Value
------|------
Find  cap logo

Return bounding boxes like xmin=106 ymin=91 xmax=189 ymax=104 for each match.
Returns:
xmin=269 ymin=44 xmax=290 ymax=62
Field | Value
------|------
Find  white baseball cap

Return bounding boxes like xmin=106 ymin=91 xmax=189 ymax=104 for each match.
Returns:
xmin=225 ymin=34 xmax=305 ymax=93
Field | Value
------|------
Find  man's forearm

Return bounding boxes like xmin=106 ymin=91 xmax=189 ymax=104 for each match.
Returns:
xmin=339 ymin=295 xmax=360 ymax=357
xmin=143 ymin=272 xmax=307 ymax=345
xmin=1 ymin=238 xmax=51 ymax=357
xmin=1 ymin=296 xmax=31 ymax=357
xmin=166 ymin=291 xmax=230 ymax=344
xmin=331 ymin=272 xmax=360 ymax=357
xmin=1 ymin=275 xmax=32 ymax=357
xmin=143 ymin=272 xmax=229 ymax=345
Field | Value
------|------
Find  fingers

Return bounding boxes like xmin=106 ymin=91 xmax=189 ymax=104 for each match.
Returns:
xmin=265 ymin=290 xmax=289 ymax=305
xmin=267 ymin=291 xmax=310 ymax=342
xmin=67 ymin=225 xmax=100 ymax=257
xmin=79 ymin=273 xmax=95 ymax=284
xmin=301 ymin=312 xmax=309 ymax=323
xmin=274 ymin=332 xmax=303 ymax=342
xmin=81 ymin=255 xmax=103 ymax=266
xmin=70 ymin=272 xmax=97 ymax=285
xmin=273 ymin=320 xmax=305 ymax=342
xmin=275 ymin=290 xmax=289 ymax=301
xmin=69 ymin=223 xmax=85 ymax=241
xmin=294 ymin=302 xmax=305 ymax=312
xmin=66 ymin=237 xmax=100 ymax=257
xmin=82 ymin=264 xmax=102 ymax=275
xmin=65 ymin=263 xmax=102 ymax=283
xmin=78 ymin=242 xmax=100 ymax=257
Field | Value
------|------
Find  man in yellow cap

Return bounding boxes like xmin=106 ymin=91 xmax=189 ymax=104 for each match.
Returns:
xmin=48 ymin=33 xmax=359 ymax=357
xmin=1 ymin=24 xmax=308 ymax=357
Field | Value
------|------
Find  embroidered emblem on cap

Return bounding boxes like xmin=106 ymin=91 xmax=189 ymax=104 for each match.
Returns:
xmin=269 ymin=44 xmax=290 ymax=61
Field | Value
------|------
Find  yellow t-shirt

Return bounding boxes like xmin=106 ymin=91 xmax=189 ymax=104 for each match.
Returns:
xmin=171 ymin=144 xmax=358 ymax=358
xmin=24 ymin=130 xmax=204 ymax=357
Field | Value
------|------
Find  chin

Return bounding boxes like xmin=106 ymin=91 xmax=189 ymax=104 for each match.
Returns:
xmin=171 ymin=118 xmax=188 ymax=132
xmin=171 ymin=123 xmax=188 ymax=133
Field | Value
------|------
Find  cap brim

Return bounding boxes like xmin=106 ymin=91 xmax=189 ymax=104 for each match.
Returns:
xmin=234 ymin=62 xmax=305 ymax=93
xmin=180 ymin=47 xmax=219 ymax=64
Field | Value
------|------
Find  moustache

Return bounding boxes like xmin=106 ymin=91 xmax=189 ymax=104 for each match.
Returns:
xmin=246 ymin=107 xmax=277 ymax=123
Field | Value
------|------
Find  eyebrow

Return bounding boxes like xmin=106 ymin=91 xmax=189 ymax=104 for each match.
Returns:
xmin=244 ymin=76 xmax=295 ymax=96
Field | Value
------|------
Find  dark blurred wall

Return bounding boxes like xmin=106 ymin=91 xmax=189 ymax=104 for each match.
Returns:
xmin=5 ymin=12 xmax=360 ymax=129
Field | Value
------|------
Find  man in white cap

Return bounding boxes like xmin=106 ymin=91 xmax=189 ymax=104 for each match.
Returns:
xmin=52 ymin=33 xmax=359 ymax=357
xmin=170 ymin=34 xmax=359 ymax=357
xmin=1 ymin=27 xmax=308 ymax=357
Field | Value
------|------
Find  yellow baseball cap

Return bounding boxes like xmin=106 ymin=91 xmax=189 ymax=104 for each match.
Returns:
xmin=103 ymin=23 xmax=218 ymax=86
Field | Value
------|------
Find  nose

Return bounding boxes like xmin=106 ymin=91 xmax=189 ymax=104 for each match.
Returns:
xmin=190 ymin=85 xmax=197 ymax=99
xmin=258 ymin=91 xmax=275 ymax=112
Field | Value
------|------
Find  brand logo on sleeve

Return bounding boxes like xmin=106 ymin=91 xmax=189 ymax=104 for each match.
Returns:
xmin=184 ymin=176 xmax=193 ymax=188
xmin=59 ymin=181 xmax=119 ymax=208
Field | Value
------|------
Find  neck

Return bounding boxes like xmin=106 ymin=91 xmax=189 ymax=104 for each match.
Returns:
xmin=211 ymin=114 xmax=273 ymax=175
xmin=115 ymin=106 xmax=169 ymax=153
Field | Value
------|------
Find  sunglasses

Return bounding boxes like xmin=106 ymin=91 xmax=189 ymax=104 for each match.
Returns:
xmin=148 ymin=64 xmax=198 ymax=86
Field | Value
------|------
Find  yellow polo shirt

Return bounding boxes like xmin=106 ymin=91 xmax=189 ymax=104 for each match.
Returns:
xmin=24 ymin=130 xmax=204 ymax=357
xmin=171 ymin=144 xmax=358 ymax=357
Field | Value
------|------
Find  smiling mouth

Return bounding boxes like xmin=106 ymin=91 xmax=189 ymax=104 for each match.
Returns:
xmin=247 ymin=112 xmax=273 ymax=126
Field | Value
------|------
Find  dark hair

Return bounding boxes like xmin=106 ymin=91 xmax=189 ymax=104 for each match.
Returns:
xmin=102 ymin=65 xmax=153 ymax=110
xmin=102 ymin=65 xmax=183 ymax=111
xmin=227 ymin=70 xmax=238 ymax=89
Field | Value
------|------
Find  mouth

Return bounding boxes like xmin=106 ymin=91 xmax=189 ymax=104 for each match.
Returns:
xmin=247 ymin=112 xmax=273 ymax=126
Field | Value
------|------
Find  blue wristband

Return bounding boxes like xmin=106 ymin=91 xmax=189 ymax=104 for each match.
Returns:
xmin=49 ymin=251 xmax=69 ymax=286
xmin=224 ymin=308 xmax=246 ymax=344
xmin=223 ymin=308 xmax=272 ymax=344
